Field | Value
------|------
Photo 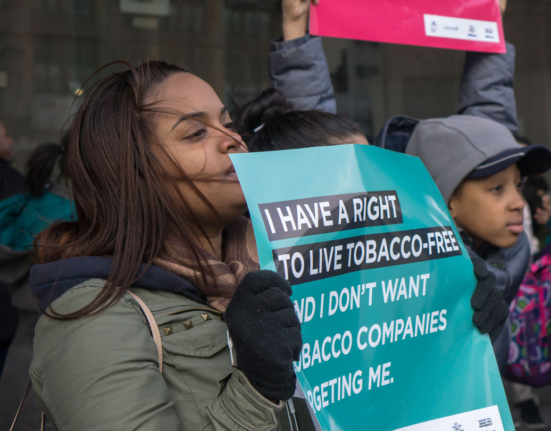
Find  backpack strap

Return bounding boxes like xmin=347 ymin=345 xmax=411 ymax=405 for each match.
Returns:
xmin=127 ymin=291 xmax=163 ymax=373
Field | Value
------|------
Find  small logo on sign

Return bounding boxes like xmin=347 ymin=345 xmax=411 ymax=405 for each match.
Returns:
xmin=431 ymin=21 xmax=437 ymax=32
xmin=452 ymin=423 xmax=464 ymax=431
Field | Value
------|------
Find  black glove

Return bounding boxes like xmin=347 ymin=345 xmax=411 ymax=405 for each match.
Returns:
xmin=225 ymin=270 xmax=302 ymax=401
xmin=470 ymin=256 xmax=509 ymax=343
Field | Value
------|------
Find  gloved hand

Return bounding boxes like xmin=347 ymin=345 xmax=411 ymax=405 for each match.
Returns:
xmin=225 ymin=270 xmax=302 ymax=402
xmin=470 ymin=256 xmax=509 ymax=343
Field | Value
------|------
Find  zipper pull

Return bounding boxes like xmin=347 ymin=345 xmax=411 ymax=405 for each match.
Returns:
xmin=226 ymin=330 xmax=235 ymax=366
xmin=287 ymin=398 xmax=300 ymax=430
xmin=287 ymin=398 xmax=296 ymax=414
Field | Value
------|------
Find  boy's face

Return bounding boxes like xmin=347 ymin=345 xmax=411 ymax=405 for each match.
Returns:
xmin=448 ymin=164 xmax=525 ymax=249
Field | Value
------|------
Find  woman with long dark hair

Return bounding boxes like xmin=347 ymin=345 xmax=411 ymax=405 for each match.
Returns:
xmin=27 ymin=62 xmax=304 ymax=430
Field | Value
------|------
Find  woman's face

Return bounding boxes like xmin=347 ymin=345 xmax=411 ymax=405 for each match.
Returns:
xmin=150 ymin=72 xmax=248 ymax=228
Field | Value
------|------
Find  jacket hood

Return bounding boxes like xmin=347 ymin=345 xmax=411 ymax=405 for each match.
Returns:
xmin=374 ymin=115 xmax=419 ymax=153
xmin=30 ymin=256 xmax=206 ymax=310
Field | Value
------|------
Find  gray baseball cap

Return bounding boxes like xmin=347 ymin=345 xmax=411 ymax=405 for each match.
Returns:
xmin=406 ymin=115 xmax=551 ymax=203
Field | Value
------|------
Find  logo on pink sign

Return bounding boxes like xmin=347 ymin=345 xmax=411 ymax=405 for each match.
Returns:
xmin=309 ymin=0 xmax=506 ymax=54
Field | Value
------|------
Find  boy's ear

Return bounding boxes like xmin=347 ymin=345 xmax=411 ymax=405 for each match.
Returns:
xmin=448 ymin=182 xmax=464 ymax=219
xmin=448 ymin=196 xmax=458 ymax=219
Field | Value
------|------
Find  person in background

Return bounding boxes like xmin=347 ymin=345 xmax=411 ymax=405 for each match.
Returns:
xmin=515 ymin=134 xmax=550 ymax=257
xmin=507 ymin=133 xmax=550 ymax=429
xmin=0 ymin=140 xmax=74 ymax=431
xmin=519 ymin=134 xmax=551 ymax=250
xmin=522 ymin=174 xmax=549 ymax=253
xmin=233 ymin=87 xmax=368 ymax=151
xmin=0 ymin=119 xmax=23 ymax=381
xmin=532 ymin=188 xmax=551 ymax=243
xmin=0 ymin=120 xmax=24 ymax=200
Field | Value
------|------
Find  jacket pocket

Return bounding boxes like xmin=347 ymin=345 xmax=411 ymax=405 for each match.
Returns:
xmin=158 ymin=309 xmax=233 ymax=429
xmin=159 ymin=309 xmax=228 ymax=358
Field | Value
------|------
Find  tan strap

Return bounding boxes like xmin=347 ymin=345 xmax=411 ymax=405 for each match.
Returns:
xmin=10 ymin=382 xmax=31 ymax=431
xmin=11 ymin=294 xmax=163 ymax=431
xmin=128 ymin=291 xmax=163 ymax=373
xmin=10 ymin=382 xmax=46 ymax=431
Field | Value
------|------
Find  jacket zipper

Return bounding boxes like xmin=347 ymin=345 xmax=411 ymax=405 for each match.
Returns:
xmin=156 ymin=306 xmax=223 ymax=318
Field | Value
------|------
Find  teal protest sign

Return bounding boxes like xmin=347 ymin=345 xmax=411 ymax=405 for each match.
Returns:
xmin=231 ymin=145 xmax=514 ymax=431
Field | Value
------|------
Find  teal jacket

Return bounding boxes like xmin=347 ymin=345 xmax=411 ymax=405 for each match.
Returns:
xmin=0 ymin=184 xmax=75 ymax=253
xmin=0 ymin=184 xmax=75 ymax=307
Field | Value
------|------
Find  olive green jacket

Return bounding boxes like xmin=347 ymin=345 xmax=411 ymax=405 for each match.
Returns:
xmin=30 ymin=279 xmax=292 ymax=431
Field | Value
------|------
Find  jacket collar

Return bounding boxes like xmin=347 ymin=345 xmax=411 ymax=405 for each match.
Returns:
xmin=30 ymin=256 xmax=206 ymax=311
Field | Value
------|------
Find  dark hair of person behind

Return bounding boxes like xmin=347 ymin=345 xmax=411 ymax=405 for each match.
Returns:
xmin=523 ymin=175 xmax=550 ymax=237
xmin=514 ymin=134 xmax=533 ymax=146
xmin=34 ymin=60 xmax=222 ymax=320
xmin=24 ymin=136 xmax=67 ymax=198
xmin=232 ymin=88 xmax=363 ymax=152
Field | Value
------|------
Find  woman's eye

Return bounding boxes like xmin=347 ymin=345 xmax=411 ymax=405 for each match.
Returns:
xmin=224 ymin=122 xmax=235 ymax=131
xmin=186 ymin=129 xmax=206 ymax=140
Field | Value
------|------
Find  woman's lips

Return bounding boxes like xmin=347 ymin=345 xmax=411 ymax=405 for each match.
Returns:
xmin=506 ymin=223 xmax=524 ymax=234
xmin=225 ymin=166 xmax=238 ymax=179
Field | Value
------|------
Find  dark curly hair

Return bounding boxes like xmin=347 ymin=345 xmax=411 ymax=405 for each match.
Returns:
xmin=232 ymin=88 xmax=364 ymax=152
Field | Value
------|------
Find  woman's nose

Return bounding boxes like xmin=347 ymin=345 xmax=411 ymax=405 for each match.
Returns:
xmin=220 ymin=130 xmax=244 ymax=154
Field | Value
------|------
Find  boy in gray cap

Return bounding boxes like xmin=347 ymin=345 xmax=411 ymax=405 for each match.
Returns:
xmin=406 ymin=114 xmax=551 ymax=371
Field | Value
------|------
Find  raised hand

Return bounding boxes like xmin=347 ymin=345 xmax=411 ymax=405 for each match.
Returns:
xmin=499 ymin=0 xmax=507 ymax=15
xmin=282 ymin=0 xmax=319 ymax=41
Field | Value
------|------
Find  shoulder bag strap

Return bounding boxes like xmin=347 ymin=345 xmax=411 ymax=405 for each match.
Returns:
xmin=9 ymin=382 xmax=45 ymax=431
xmin=127 ymin=291 xmax=163 ymax=372
xmin=11 ymin=291 xmax=163 ymax=431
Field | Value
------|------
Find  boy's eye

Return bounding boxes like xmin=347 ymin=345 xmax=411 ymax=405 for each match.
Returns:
xmin=517 ymin=178 xmax=526 ymax=189
xmin=490 ymin=185 xmax=503 ymax=193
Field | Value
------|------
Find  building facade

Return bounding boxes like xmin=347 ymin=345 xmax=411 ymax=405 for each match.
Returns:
xmin=0 ymin=0 xmax=549 ymax=170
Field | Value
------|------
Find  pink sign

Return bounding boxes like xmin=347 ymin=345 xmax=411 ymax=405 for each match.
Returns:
xmin=310 ymin=0 xmax=506 ymax=53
